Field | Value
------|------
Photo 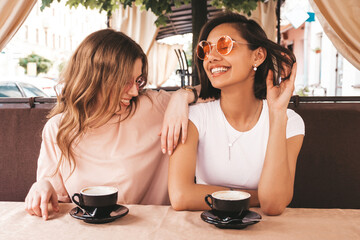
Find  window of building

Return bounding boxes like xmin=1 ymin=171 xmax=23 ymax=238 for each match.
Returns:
xmin=36 ymin=29 xmax=39 ymax=44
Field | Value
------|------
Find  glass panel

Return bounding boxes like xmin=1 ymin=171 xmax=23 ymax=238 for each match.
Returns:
xmin=0 ymin=83 xmax=23 ymax=97
xmin=18 ymin=82 xmax=48 ymax=97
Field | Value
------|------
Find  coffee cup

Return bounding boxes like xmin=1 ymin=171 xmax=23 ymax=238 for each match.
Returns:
xmin=205 ymin=190 xmax=251 ymax=218
xmin=72 ymin=186 xmax=118 ymax=218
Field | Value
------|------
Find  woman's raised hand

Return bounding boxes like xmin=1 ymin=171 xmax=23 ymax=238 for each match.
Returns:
xmin=25 ymin=179 xmax=59 ymax=220
xmin=266 ymin=62 xmax=297 ymax=112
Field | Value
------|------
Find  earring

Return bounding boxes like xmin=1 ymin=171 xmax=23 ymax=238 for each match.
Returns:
xmin=253 ymin=64 xmax=257 ymax=71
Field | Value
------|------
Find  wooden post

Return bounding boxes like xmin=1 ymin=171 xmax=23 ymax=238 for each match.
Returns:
xmin=191 ymin=0 xmax=207 ymax=85
xmin=276 ymin=0 xmax=281 ymax=44
xmin=107 ymin=14 xmax=111 ymax=28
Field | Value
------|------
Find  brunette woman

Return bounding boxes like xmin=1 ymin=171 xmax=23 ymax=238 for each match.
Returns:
xmin=168 ymin=12 xmax=304 ymax=216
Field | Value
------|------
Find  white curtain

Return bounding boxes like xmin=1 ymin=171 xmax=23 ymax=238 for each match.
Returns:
xmin=250 ymin=0 xmax=277 ymax=42
xmin=148 ymin=43 xmax=183 ymax=87
xmin=111 ymin=4 xmax=158 ymax=55
xmin=309 ymin=0 xmax=360 ymax=70
xmin=112 ymin=4 xmax=183 ymax=86
xmin=0 ymin=0 xmax=37 ymax=51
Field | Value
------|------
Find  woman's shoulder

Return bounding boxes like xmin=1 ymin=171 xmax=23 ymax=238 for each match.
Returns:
xmin=43 ymin=113 xmax=63 ymax=137
xmin=46 ymin=113 xmax=63 ymax=125
xmin=190 ymin=99 xmax=219 ymax=112
xmin=139 ymin=89 xmax=170 ymax=109
xmin=189 ymin=100 xmax=220 ymax=122
xmin=286 ymin=108 xmax=305 ymax=136
xmin=141 ymin=89 xmax=170 ymax=100
xmin=286 ymin=108 xmax=304 ymax=122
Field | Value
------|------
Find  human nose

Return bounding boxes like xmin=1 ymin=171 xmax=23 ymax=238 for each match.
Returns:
xmin=206 ymin=43 xmax=221 ymax=61
xmin=127 ymin=82 xmax=139 ymax=97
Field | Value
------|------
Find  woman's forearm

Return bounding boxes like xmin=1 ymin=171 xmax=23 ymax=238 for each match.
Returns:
xmin=258 ymin=110 xmax=293 ymax=215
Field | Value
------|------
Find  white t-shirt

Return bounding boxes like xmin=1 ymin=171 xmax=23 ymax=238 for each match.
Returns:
xmin=189 ymin=99 xmax=305 ymax=190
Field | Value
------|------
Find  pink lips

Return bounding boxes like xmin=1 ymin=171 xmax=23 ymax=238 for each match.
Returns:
xmin=120 ymin=99 xmax=131 ymax=107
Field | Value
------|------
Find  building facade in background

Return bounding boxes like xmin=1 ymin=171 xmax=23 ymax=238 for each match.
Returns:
xmin=0 ymin=0 xmax=106 ymax=79
xmin=0 ymin=0 xmax=359 ymax=96
xmin=280 ymin=0 xmax=360 ymax=96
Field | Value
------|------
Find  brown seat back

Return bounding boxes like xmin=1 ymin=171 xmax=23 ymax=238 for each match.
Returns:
xmin=0 ymin=98 xmax=54 ymax=201
xmin=289 ymin=98 xmax=360 ymax=209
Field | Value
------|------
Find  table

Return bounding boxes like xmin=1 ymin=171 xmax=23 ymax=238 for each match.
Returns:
xmin=0 ymin=202 xmax=359 ymax=240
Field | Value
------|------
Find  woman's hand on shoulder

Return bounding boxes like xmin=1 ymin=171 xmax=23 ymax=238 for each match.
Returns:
xmin=266 ymin=62 xmax=297 ymax=112
xmin=25 ymin=179 xmax=59 ymax=220
xmin=159 ymin=89 xmax=190 ymax=155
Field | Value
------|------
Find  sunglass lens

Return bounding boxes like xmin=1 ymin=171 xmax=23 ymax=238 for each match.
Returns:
xmin=137 ymin=77 xmax=146 ymax=89
xmin=197 ymin=41 xmax=210 ymax=60
xmin=217 ymin=36 xmax=233 ymax=55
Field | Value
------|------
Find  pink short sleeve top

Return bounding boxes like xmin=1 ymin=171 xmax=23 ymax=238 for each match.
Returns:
xmin=37 ymin=90 xmax=171 ymax=205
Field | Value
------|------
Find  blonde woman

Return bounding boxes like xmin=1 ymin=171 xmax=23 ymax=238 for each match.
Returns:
xmin=25 ymin=29 xmax=197 ymax=220
xmin=168 ymin=13 xmax=305 ymax=215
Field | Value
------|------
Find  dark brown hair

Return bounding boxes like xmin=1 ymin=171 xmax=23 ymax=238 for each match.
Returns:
xmin=195 ymin=12 xmax=296 ymax=100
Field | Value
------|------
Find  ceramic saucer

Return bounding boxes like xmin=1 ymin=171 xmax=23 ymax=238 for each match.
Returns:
xmin=69 ymin=204 xmax=129 ymax=224
xmin=201 ymin=210 xmax=261 ymax=229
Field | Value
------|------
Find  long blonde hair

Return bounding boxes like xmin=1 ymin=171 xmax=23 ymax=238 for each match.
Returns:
xmin=49 ymin=29 xmax=148 ymax=175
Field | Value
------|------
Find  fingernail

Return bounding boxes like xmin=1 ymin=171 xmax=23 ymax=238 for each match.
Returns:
xmin=182 ymin=139 xmax=185 ymax=144
xmin=43 ymin=216 xmax=47 ymax=220
xmin=168 ymin=150 xmax=172 ymax=155
xmin=162 ymin=148 xmax=166 ymax=154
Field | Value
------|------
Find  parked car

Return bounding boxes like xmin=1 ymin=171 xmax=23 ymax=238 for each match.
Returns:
xmin=2 ymin=76 xmax=59 ymax=97
xmin=22 ymin=77 xmax=59 ymax=97
xmin=0 ymin=81 xmax=49 ymax=97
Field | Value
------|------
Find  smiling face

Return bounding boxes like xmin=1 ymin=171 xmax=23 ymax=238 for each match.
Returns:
xmin=203 ymin=23 xmax=255 ymax=91
xmin=115 ymin=58 xmax=143 ymax=114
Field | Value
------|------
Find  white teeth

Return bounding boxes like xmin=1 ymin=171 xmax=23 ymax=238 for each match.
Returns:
xmin=211 ymin=67 xmax=229 ymax=74
xmin=121 ymin=99 xmax=130 ymax=104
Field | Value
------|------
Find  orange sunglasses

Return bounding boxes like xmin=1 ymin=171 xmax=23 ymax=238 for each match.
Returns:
xmin=196 ymin=35 xmax=250 ymax=60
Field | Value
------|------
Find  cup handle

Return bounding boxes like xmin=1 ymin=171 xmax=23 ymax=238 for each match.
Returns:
xmin=205 ymin=194 xmax=213 ymax=208
xmin=71 ymin=193 xmax=97 ymax=217
xmin=71 ymin=193 xmax=82 ymax=208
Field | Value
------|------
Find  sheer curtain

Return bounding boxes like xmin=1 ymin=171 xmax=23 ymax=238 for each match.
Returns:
xmin=111 ymin=4 xmax=158 ymax=55
xmin=0 ymin=0 xmax=37 ymax=51
xmin=251 ymin=0 xmax=277 ymax=42
xmin=147 ymin=43 xmax=183 ymax=87
xmin=112 ymin=5 xmax=182 ymax=87
xmin=309 ymin=0 xmax=360 ymax=70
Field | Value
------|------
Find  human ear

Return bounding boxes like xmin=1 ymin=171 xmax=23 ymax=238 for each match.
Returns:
xmin=253 ymin=47 xmax=267 ymax=67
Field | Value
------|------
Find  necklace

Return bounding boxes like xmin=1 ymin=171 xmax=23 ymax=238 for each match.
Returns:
xmin=221 ymin=100 xmax=262 ymax=161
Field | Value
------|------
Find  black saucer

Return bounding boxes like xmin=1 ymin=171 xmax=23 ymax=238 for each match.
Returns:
xmin=201 ymin=210 xmax=261 ymax=229
xmin=69 ymin=204 xmax=129 ymax=224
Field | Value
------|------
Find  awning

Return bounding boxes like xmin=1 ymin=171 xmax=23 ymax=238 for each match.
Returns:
xmin=156 ymin=3 xmax=223 ymax=40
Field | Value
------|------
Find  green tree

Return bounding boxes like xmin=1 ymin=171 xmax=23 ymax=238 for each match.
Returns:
xmin=58 ymin=61 xmax=67 ymax=74
xmin=41 ymin=0 xmax=267 ymax=26
xmin=19 ymin=53 xmax=53 ymax=75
